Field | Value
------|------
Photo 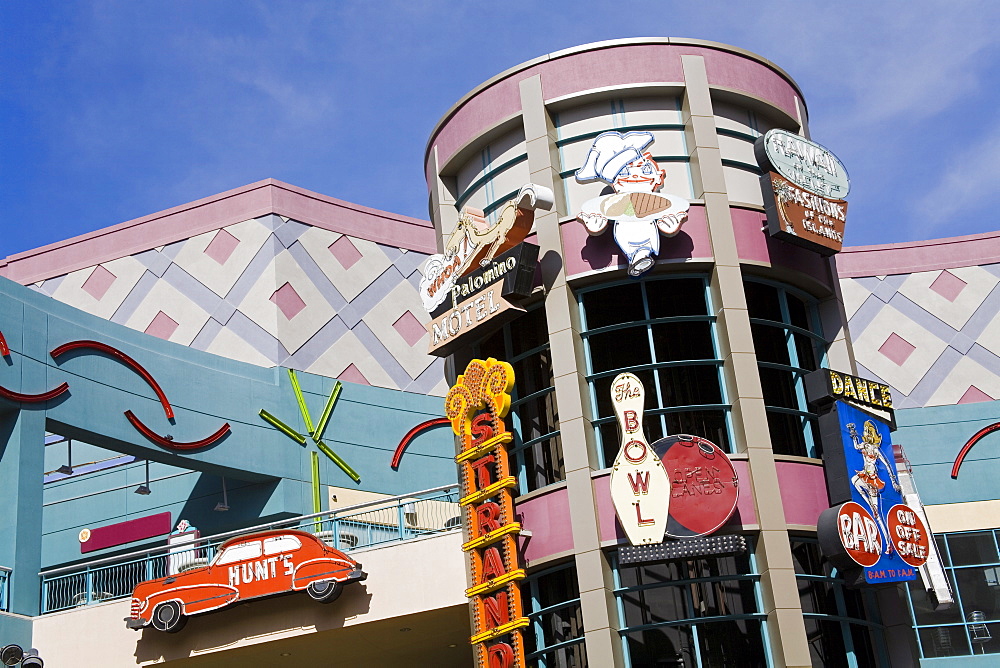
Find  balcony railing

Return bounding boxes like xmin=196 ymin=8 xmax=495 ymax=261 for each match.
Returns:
xmin=39 ymin=484 xmax=460 ymax=613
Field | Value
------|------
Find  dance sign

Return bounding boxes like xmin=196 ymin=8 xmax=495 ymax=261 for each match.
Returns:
xmin=810 ymin=371 xmax=929 ymax=584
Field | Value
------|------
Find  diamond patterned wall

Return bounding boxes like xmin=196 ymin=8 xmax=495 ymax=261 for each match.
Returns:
xmin=33 ymin=214 xmax=447 ymax=396
xmin=842 ymin=263 xmax=1000 ymax=408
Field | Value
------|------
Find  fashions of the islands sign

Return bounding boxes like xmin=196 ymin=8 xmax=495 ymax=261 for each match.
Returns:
xmin=755 ymin=129 xmax=850 ymax=255
xmin=608 ymin=373 xmax=741 ymax=563
xmin=575 ymin=131 xmax=690 ymax=277
xmin=808 ymin=369 xmax=931 ymax=585
xmin=420 ymin=184 xmax=552 ymax=357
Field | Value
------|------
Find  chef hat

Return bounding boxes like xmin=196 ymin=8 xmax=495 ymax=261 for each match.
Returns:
xmin=576 ymin=131 xmax=655 ymax=184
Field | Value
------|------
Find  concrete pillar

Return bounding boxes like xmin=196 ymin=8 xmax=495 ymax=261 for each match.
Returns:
xmin=681 ymin=54 xmax=812 ymax=668
xmin=0 ymin=406 xmax=46 ymax=650
xmin=427 ymin=146 xmax=459 ymax=253
xmin=822 ymin=257 xmax=858 ymax=376
xmin=518 ymin=74 xmax=624 ymax=668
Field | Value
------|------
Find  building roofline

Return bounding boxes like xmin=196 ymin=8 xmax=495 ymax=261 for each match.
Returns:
xmin=838 ymin=229 xmax=1000 ymax=277
xmin=1 ymin=179 xmax=436 ymax=285
xmin=424 ymin=37 xmax=805 ymax=164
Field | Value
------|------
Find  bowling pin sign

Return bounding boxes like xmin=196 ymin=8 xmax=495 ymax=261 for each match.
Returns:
xmin=609 ymin=373 xmax=670 ymax=545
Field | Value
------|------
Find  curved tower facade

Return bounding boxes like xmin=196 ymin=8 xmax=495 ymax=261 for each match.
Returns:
xmin=425 ymin=39 xmax=905 ymax=668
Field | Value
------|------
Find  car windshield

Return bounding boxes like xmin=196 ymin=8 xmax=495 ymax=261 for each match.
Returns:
xmin=263 ymin=535 xmax=302 ymax=555
xmin=215 ymin=540 xmax=263 ymax=565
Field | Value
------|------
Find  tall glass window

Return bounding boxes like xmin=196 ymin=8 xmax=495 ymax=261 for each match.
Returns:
xmin=791 ymin=539 xmax=887 ymax=667
xmin=453 ymin=127 xmax=529 ymax=223
xmin=554 ymin=96 xmax=693 ymax=219
xmin=524 ymin=563 xmax=587 ymax=667
xmin=614 ymin=543 xmax=767 ymax=667
xmin=579 ymin=277 xmax=731 ymax=468
xmin=906 ymin=530 xmax=1000 ymax=658
xmin=468 ymin=306 xmax=564 ymax=493
xmin=744 ymin=279 xmax=826 ymax=458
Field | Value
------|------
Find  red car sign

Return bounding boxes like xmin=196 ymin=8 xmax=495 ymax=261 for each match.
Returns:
xmin=126 ymin=529 xmax=366 ymax=632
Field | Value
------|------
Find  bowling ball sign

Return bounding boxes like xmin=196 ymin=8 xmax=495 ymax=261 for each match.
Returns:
xmin=653 ymin=435 xmax=739 ymax=537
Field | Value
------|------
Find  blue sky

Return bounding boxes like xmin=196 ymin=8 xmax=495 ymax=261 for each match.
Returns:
xmin=2 ymin=1 xmax=998 ymax=259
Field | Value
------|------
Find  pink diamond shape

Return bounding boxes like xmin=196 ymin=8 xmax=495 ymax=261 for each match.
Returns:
xmin=81 ymin=265 xmax=117 ymax=301
xmin=393 ymin=310 xmax=425 ymax=347
xmin=929 ymin=270 xmax=967 ymax=302
xmin=204 ymin=228 xmax=240 ymax=265
xmin=959 ymin=385 xmax=994 ymax=404
xmin=878 ymin=333 xmax=916 ymax=366
xmin=144 ymin=311 xmax=179 ymax=340
xmin=338 ymin=364 xmax=369 ymax=385
xmin=329 ymin=236 xmax=362 ymax=270
xmin=270 ymin=282 xmax=306 ymax=320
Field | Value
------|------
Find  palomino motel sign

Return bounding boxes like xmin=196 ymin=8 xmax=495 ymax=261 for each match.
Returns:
xmin=421 ymin=184 xmax=552 ymax=357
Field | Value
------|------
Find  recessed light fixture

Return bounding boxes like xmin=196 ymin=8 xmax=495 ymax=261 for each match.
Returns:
xmin=280 ymin=652 xmax=291 ymax=657
xmin=448 ymin=644 xmax=457 ymax=648
xmin=399 ymin=627 xmax=411 ymax=632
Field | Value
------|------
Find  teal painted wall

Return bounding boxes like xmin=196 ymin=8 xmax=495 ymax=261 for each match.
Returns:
xmin=0 ymin=277 xmax=457 ymax=617
xmin=920 ymin=656 xmax=1000 ymax=666
xmin=895 ymin=400 xmax=1000 ymax=506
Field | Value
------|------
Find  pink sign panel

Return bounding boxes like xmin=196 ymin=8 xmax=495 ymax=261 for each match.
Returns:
xmin=80 ymin=512 xmax=172 ymax=553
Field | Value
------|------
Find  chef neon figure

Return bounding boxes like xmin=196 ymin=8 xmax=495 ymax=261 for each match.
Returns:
xmin=576 ymin=131 xmax=690 ymax=276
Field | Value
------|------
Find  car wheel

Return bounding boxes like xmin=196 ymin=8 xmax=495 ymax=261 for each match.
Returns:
xmin=151 ymin=600 xmax=187 ymax=633
xmin=306 ymin=580 xmax=343 ymax=603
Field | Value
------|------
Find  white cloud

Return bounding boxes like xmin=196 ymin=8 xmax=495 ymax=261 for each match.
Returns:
xmin=910 ymin=122 xmax=1000 ymax=237
xmin=704 ymin=0 xmax=999 ymax=128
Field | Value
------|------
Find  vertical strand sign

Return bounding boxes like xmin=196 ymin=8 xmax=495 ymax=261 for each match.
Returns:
xmin=447 ymin=358 xmax=528 ymax=668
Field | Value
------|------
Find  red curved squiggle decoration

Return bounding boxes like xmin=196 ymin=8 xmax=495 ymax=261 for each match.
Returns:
xmin=51 ymin=340 xmax=174 ymax=419
xmin=391 ymin=417 xmax=451 ymax=469
xmin=951 ymin=421 xmax=1000 ymax=479
xmin=0 ymin=330 xmax=9 ymax=357
xmin=125 ymin=410 xmax=230 ymax=451
xmin=0 ymin=382 xmax=70 ymax=403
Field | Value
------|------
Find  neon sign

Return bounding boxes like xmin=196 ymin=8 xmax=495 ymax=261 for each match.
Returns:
xmin=420 ymin=184 xmax=552 ymax=313
xmin=447 ymin=358 xmax=528 ymax=668
xmin=0 ymin=334 xmax=229 ymax=449
xmin=951 ymin=421 xmax=1000 ymax=479
xmin=575 ymin=131 xmax=690 ymax=277
xmin=754 ymin=130 xmax=850 ymax=256
xmin=609 ymin=372 xmax=670 ymax=544
xmin=810 ymin=369 xmax=929 ymax=584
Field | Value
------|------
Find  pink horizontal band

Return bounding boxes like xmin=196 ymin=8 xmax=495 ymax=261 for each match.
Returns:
xmin=837 ymin=230 xmax=1000 ymax=277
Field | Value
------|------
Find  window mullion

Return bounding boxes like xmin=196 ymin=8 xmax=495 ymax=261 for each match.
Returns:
xmin=641 ymin=282 xmax=669 ymax=438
